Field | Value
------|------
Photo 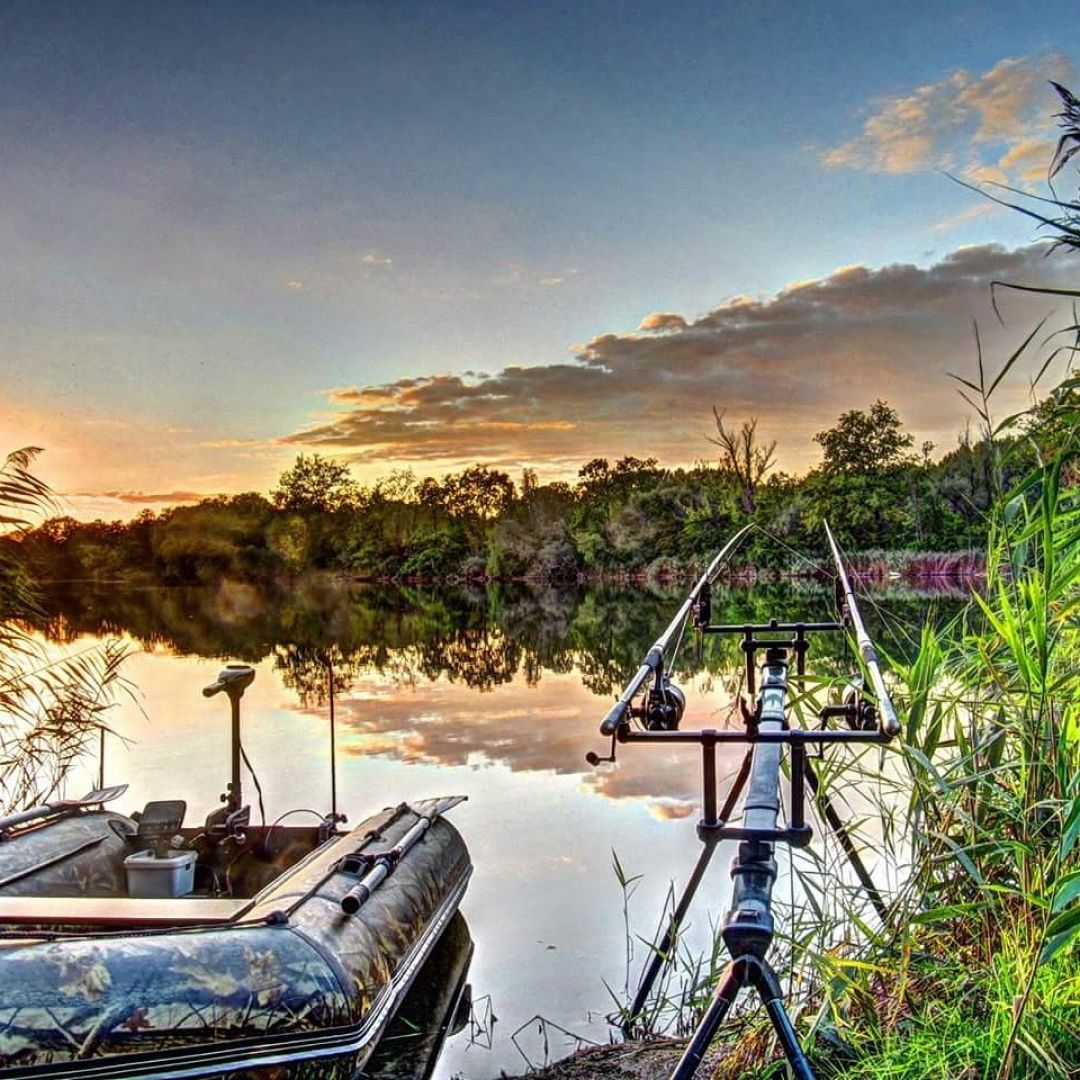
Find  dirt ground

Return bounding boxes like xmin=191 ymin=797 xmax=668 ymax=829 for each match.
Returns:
xmin=502 ymin=1038 xmax=729 ymax=1079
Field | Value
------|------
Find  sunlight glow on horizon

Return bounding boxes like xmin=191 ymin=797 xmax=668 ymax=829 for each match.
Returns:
xmin=3 ymin=6 xmax=1077 ymax=519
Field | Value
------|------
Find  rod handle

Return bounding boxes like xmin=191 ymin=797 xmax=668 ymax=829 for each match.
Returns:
xmin=600 ymin=700 xmax=629 ymax=736
xmin=879 ymin=699 xmax=901 ymax=738
xmin=341 ymin=882 xmax=370 ymax=915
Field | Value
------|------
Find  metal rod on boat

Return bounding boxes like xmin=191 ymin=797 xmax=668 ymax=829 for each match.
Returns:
xmin=600 ymin=523 xmax=756 ymax=736
xmin=0 ymin=785 xmax=129 ymax=832
xmin=341 ymin=812 xmax=434 ymax=915
xmin=202 ymin=664 xmax=256 ymax=811
xmin=328 ymin=659 xmax=338 ymax=822
xmin=823 ymin=522 xmax=901 ymax=738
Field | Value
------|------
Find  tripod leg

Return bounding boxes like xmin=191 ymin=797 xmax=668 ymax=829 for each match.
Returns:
xmin=762 ymin=998 xmax=817 ymax=1080
xmin=623 ymin=836 xmax=719 ymax=1034
xmin=750 ymin=958 xmax=817 ymax=1080
xmin=803 ymin=755 xmax=890 ymax=925
xmin=669 ymin=961 xmax=744 ymax=1080
xmin=624 ymin=753 xmax=750 ymax=1034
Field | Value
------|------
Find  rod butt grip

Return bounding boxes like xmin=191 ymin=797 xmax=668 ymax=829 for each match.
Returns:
xmin=600 ymin=701 xmax=629 ymax=736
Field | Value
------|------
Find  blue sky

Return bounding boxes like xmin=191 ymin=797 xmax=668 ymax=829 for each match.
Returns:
xmin=2 ymin=2 xmax=1079 ymax=516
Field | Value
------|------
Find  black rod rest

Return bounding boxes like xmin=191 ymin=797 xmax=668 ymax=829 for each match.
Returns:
xmin=592 ymin=522 xmax=900 ymax=1080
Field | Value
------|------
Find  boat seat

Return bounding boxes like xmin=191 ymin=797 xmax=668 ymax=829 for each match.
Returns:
xmin=136 ymin=800 xmax=186 ymax=856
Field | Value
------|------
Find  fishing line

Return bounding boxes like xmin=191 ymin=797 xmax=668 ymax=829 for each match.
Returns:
xmin=753 ymin=526 xmax=832 ymax=578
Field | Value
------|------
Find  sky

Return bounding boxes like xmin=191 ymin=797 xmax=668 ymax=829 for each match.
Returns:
xmin=2 ymin=1 xmax=1079 ymax=520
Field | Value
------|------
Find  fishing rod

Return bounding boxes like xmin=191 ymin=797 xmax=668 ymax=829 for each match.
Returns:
xmin=591 ymin=523 xmax=756 ymax=758
xmin=587 ymin=522 xmax=901 ymax=1080
xmin=825 ymin=520 xmax=901 ymax=738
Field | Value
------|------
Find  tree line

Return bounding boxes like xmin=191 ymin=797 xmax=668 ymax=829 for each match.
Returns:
xmin=10 ymin=395 xmax=1057 ymax=586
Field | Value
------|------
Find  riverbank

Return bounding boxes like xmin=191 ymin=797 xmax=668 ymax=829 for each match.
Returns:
xmin=501 ymin=1037 xmax=727 ymax=1079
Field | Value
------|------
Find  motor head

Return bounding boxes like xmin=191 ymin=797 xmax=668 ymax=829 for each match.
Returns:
xmin=202 ymin=663 xmax=256 ymax=699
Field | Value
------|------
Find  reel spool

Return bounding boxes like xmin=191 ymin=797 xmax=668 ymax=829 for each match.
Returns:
xmin=645 ymin=677 xmax=686 ymax=731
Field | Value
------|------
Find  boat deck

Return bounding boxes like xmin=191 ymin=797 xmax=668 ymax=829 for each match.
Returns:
xmin=0 ymin=896 xmax=249 ymax=927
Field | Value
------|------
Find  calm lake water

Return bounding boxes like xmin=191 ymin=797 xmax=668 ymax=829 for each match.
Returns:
xmin=29 ymin=576 xmax=965 ymax=1077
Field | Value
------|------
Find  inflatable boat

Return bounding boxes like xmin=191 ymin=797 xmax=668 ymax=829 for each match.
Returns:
xmin=0 ymin=665 xmax=472 ymax=1079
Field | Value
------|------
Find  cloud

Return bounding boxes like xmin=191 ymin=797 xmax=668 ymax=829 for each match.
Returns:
xmin=59 ymin=491 xmax=207 ymax=521
xmin=199 ymin=437 xmax=277 ymax=450
xmin=282 ymin=242 xmax=1076 ymax=474
xmin=361 ymin=251 xmax=393 ymax=266
xmin=320 ymin=669 xmax=717 ymax=815
xmin=822 ymin=54 xmax=1071 ymax=186
xmin=931 ymin=202 xmax=999 ymax=233
xmin=93 ymin=490 xmax=205 ymax=505
xmin=639 ymin=312 xmax=689 ymax=331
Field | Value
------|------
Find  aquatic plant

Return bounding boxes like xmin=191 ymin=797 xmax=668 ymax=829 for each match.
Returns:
xmin=0 ymin=448 xmax=132 ymax=811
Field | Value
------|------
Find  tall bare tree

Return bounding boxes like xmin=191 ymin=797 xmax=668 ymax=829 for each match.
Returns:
xmin=708 ymin=409 xmax=776 ymax=515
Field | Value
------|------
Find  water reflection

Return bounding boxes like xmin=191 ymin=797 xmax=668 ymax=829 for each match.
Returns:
xmin=26 ymin=577 xmax=971 ymax=1079
xmin=37 ymin=576 xmax=958 ymax=693
xmin=33 ymin=577 xmax=965 ymax=817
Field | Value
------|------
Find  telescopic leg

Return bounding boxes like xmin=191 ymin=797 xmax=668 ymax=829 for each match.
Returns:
xmin=669 ymin=961 xmax=744 ymax=1080
xmin=670 ymin=956 xmax=818 ymax=1080
xmin=802 ymin=756 xmax=889 ymax=924
xmin=762 ymin=998 xmax=817 ymax=1080
xmin=623 ymin=752 xmax=752 ymax=1035
xmin=751 ymin=958 xmax=817 ymax=1080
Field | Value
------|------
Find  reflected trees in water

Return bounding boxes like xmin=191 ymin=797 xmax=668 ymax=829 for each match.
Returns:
xmin=32 ymin=574 xmax=961 ymax=700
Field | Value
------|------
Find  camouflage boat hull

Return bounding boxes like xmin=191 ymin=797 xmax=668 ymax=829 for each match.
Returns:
xmin=0 ymin=798 xmax=471 ymax=1078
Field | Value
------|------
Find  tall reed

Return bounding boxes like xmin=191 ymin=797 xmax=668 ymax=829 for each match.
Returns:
xmin=0 ymin=448 xmax=133 ymax=811
xmin=789 ymin=340 xmax=1080 ymax=1078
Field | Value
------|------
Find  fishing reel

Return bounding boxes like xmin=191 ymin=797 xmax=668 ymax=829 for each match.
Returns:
xmin=841 ymin=677 xmax=878 ymax=731
xmin=643 ymin=676 xmax=686 ymax=731
xmin=586 ymin=675 xmax=687 ymax=766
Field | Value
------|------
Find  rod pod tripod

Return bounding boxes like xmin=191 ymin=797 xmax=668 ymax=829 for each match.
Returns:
xmin=589 ymin=524 xmax=900 ymax=1080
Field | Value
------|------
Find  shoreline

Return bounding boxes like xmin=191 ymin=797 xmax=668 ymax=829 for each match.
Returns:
xmin=499 ymin=1037 xmax=730 ymax=1079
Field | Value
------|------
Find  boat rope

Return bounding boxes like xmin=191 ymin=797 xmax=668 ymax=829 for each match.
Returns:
xmin=259 ymin=808 xmax=328 ymax=855
xmin=238 ymin=742 xmax=266 ymax=829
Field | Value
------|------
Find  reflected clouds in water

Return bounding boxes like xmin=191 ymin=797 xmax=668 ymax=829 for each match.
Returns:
xmin=324 ymin=669 xmax=744 ymax=819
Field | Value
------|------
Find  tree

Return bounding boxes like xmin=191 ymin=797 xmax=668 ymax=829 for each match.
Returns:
xmin=576 ymin=456 xmax=660 ymax=500
xmin=813 ymin=400 xmax=915 ymax=476
xmin=271 ymin=454 xmax=360 ymax=514
xmin=708 ymin=409 xmax=776 ymax=515
xmin=438 ymin=465 xmax=515 ymax=520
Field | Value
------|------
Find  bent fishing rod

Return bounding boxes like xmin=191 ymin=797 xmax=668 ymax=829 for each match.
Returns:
xmin=587 ymin=522 xmax=901 ymax=1080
